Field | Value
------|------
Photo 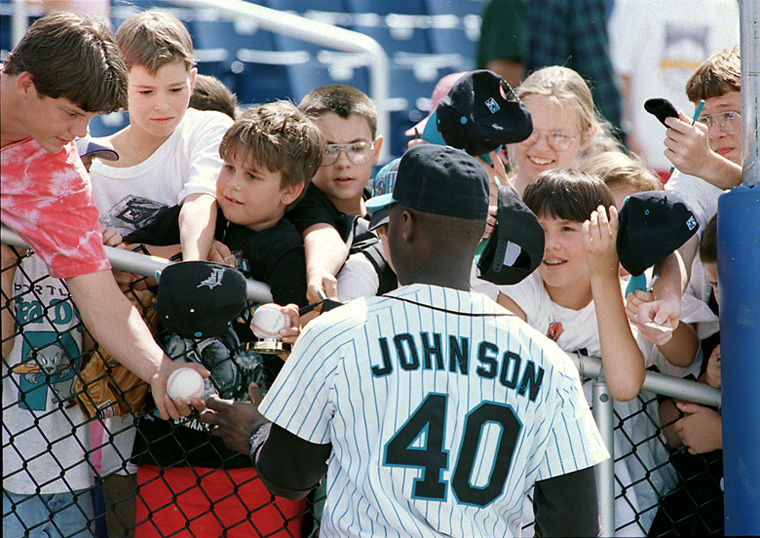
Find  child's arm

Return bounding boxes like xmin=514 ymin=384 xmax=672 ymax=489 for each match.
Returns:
xmin=496 ymin=292 xmax=528 ymax=322
xmin=178 ymin=193 xmax=217 ymax=261
xmin=664 ymin=112 xmax=742 ymax=189
xmin=659 ymin=397 xmax=684 ymax=448
xmin=702 ymin=344 xmax=721 ymax=389
xmin=303 ymin=223 xmax=349 ymax=304
xmin=583 ymin=205 xmax=645 ymax=401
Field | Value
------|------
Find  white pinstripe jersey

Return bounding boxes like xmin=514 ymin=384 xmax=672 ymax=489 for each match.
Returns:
xmin=259 ymin=284 xmax=608 ymax=537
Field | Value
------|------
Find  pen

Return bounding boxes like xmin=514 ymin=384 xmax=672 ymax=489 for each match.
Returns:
xmin=646 ymin=273 xmax=660 ymax=292
xmin=669 ymin=100 xmax=705 ymax=176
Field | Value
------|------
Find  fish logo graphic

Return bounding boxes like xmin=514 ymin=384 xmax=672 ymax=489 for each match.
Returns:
xmin=198 ymin=267 xmax=225 ymax=289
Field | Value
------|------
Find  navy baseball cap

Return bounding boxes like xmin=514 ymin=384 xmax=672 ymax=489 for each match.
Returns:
xmin=617 ymin=191 xmax=699 ymax=276
xmin=157 ymin=261 xmax=247 ymax=338
xmin=435 ymin=70 xmax=533 ymax=156
xmin=477 ymin=184 xmax=545 ymax=285
xmin=367 ymin=158 xmax=401 ymax=230
xmin=366 ymin=144 xmax=489 ymax=220
xmin=75 ymin=138 xmax=119 ymax=161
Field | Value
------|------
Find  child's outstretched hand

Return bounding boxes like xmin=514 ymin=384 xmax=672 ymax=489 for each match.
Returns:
xmin=582 ymin=205 xmax=619 ymax=277
xmin=706 ymin=344 xmax=721 ymax=389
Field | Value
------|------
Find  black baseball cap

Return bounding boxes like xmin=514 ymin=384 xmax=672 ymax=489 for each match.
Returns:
xmin=477 ymin=184 xmax=545 ymax=285
xmin=366 ymin=144 xmax=489 ymax=220
xmin=617 ymin=191 xmax=699 ymax=276
xmin=435 ymin=69 xmax=533 ymax=156
xmin=75 ymin=138 xmax=119 ymax=161
xmin=157 ymin=261 xmax=247 ymax=339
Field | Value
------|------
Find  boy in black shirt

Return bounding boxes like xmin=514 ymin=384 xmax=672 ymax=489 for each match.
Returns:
xmin=291 ymin=84 xmax=387 ymax=304
xmin=121 ymin=101 xmax=325 ymax=537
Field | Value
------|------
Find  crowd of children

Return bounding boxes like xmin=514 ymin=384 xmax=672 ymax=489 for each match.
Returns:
xmin=1 ymin=6 xmax=743 ymax=538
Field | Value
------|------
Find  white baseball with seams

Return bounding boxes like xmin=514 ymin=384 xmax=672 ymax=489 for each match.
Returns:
xmin=251 ymin=304 xmax=289 ymax=339
xmin=166 ymin=367 xmax=204 ymax=403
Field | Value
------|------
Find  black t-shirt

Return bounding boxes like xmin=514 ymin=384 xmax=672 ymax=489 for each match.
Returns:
xmin=125 ymin=205 xmax=307 ymax=308
xmin=288 ymin=183 xmax=350 ymax=239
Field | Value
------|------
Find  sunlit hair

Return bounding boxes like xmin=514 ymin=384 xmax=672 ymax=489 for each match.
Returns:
xmin=508 ymin=66 xmax=622 ymax=171
xmin=115 ymin=10 xmax=195 ymax=73
xmin=523 ymin=168 xmax=615 ymax=223
xmin=699 ymin=215 xmax=718 ymax=264
xmin=298 ymin=84 xmax=378 ymax=139
xmin=686 ymin=47 xmax=740 ymax=103
xmin=3 ymin=12 xmax=127 ymax=113
xmin=580 ymin=151 xmax=662 ymax=202
xmin=218 ymin=101 xmax=326 ymax=208
xmin=189 ymin=74 xmax=237 ymax=120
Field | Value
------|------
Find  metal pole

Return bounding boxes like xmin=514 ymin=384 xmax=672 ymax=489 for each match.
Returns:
xmin=0 ymin=226 xmax=273 ymax=303
xmin=740 ymin=0 xmax=759 ymax=185
xmin=593 ymin=376 xmax=615 ymax=537
xmin=11 ymin=0 xmax=28 ymax=48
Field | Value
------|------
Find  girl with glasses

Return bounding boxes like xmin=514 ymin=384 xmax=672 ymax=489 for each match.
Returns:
xmin=506 ymin=66 xmax=622 ymax=197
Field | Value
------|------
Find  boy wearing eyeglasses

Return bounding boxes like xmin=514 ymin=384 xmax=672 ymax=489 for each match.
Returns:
xmin=630 ymin=48 xmax=741 ymax=340
xmin=292 ymin=85 xmax=384 ymax=304
xmin=664 ymin=47 xmax=742 ymax=192
xmin=659 ymin=48 xmax=741 ymax=284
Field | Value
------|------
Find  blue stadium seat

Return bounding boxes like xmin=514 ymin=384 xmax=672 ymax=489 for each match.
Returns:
xmin=423 ymin=0 xmax=481 ymax=70
xmin=190 ymin=13 xmax=291 ymax=104
xmin=346 ymin=0 xmax=428 ymax=16
xmin=284 ymin=60 xmax=370 ymax=104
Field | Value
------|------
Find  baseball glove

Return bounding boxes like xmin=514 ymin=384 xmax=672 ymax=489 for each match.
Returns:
xmin=73 ymin=290 xmax=156 ymax=419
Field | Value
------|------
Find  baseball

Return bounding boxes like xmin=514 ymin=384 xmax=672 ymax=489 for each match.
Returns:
xmin=166 ymin=367 xmax=205 ymax=403
xmin=251 ymin=304 xmax=289 ymax=339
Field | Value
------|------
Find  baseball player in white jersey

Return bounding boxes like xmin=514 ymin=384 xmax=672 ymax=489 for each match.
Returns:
xmin=200 ymin=145 xmax=609 ymax=537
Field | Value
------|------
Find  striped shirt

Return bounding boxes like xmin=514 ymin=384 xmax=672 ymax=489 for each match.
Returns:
xmin=260 ymin=284 xmax=608 ymax=537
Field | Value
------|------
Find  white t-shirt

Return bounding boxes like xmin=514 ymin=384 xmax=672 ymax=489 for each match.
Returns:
xmin=261 ymin=284 xmax=608 ymax=538
xmin=2 ymin=255 xmax=93 ymax=494
xmin=609 ymin=0 xmax=739 ymax=171
xmin=499 ymin=273 xmax=676 ymax=535
xmin=88 ymin=107 xmax=232 ymax=476
xmin=90 ymin=107 xmax=233 ymax=235
xmin=665 ymin=170 xmax=724 ymax=237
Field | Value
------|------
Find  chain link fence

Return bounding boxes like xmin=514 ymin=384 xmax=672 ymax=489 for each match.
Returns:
xmin=3 ymin=245 xmax=723 ymax=537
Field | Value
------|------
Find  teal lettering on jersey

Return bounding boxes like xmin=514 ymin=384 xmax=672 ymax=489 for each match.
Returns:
xmin=371 ymin=333 xmax=544 ymax=401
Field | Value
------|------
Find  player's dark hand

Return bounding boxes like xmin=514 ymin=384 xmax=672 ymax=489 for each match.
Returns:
xmin=199 ymin=383 xmax=269 ymax=455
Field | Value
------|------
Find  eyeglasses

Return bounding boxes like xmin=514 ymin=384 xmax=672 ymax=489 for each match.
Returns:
xmin=517 ymin=130 xmax=578 ymax=152
xmin=697 ymin=111 xmax=741 ymax=134
xmin=321 ymin=142 xmax=375 ymax=166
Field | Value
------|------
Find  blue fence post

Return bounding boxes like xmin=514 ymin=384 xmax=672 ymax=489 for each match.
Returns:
xmin=717 ymin=183 xmax=760 ymax=535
